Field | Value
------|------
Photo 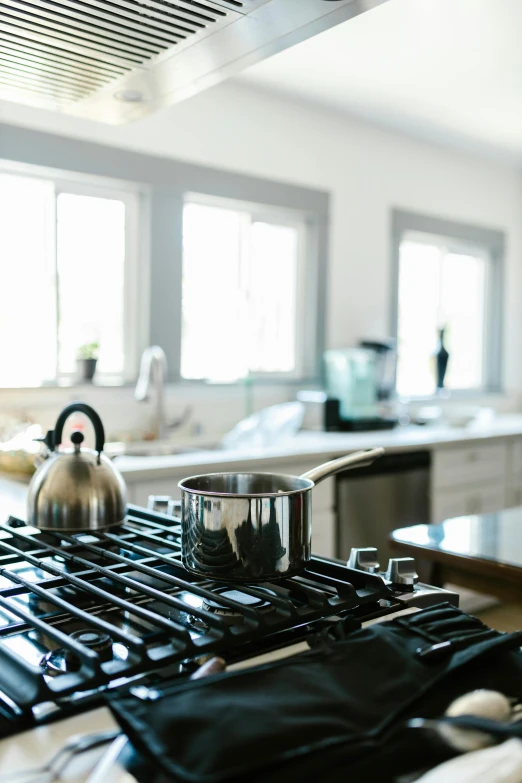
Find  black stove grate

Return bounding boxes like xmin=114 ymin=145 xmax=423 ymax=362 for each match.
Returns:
xmin=0 ymin=504 xmax=393 ymax=714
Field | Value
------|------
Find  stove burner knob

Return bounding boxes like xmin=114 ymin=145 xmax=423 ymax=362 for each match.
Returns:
xmin=347 ymin=547 xmax=380 ymax=573
xmin=385 ymin=557 xmax=419 ymax=590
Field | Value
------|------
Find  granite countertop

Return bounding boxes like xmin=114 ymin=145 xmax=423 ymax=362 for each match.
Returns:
xmin=392 ymin=506 xmax=522 ymax=569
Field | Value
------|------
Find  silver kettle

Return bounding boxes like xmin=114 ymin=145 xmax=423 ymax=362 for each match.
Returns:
xmin=27 ymin=402 xmax=127 ymax=532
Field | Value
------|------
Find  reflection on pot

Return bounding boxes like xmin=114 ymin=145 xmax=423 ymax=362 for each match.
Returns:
xmin=182 ymin=491 xmax=310 ymax=582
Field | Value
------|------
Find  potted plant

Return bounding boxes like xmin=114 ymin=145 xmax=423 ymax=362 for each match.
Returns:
xmin=77 ymin=341 xmax=100 ymax=383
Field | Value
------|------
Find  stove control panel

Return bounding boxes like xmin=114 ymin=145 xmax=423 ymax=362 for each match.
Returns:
xmin=398 ymin=583 xmax=459 ymax=608
xmin=347 ymin=547 xmax=380 ymax=573
xmin=343 ymin=550 xmax=459 ymax=608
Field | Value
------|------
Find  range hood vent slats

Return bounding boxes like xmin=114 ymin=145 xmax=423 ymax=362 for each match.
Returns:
xmin=91 ymin=0 xmax=224 ymax=27
xmin=10 ymin=0 xmax=190 ymax=48
xmin=132 ymin=0 xmax=226 ymax=23
xmin=0 ymin=18 xmax=149 ymax=67
xmin=0 ymin=0 xmax=241 ymax=107
xmin=0 ymin=30 xmax=129 ymax=76
xmin=0 ymin=35 xmax=125 ymax=79
xmin=2 ymin=4 xmax=165 ymax=60
xmin=0 ymin=51 xmax=108 ymax=88
xmin=0 ymin=0 xmax=385 ymax=119
xmin=53 ymin=0 xmax=203 ymax=37
xmin=0 ymin=78 xmax=71 ymax=103
xmin=0 ymin=68 xmax=92 ymax=98
xmin=0 ymin=69 xmax=97 ymax=100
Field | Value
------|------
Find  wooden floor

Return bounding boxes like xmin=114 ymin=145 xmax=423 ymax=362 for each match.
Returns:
xmin=475 ymin=603 xmax=522 ymax=633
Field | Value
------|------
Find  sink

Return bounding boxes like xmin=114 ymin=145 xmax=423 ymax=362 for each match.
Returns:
xmin=123 ymin=444 xmax=204 ymax=457
xmin=105 ymin=440 xmax=220 ymax=458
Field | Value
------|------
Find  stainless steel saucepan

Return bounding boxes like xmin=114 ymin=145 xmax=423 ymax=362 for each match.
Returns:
xmin=179 ymin=447 xmax=384 ymax=582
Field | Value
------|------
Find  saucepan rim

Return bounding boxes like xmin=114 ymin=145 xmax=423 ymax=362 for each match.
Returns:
xmin=178 ymin=471 xmax=314 ymax=499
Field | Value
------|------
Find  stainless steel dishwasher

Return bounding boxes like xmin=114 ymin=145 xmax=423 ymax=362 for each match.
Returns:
xmin=336 ymin=451 xmax=430 ymax=566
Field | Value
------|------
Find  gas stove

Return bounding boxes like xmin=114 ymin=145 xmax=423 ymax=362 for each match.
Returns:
xmin=0 ymin=501 xmax=457 ymax=740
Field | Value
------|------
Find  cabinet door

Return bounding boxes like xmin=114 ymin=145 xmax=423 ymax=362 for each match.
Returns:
xmin=512 ymin=439 xmax=522 ymax=477
xmin=433 ymin=444 xmax=507 ymax=490
xmin=506 ymin=484 xmax=522 ymax=509
xmin=432 ymin=489 xmax=468 ymax=523
xmin=432 ymin=483 xmax=506 ymax=523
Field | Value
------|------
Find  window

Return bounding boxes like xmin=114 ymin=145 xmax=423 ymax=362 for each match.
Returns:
xmin=0 ymin=138 xmax=328 ymax=389
xmin=393 ymin=212 xmax=503 ymax=398
xmin=0 ymin=168 xmax=138 ymax=387
xmin=181 ymin=197 xmax=307 ymax=382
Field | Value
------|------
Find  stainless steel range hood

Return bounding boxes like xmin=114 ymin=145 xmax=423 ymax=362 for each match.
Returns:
xmin=0 ymin=0 xmax=387 ymax=124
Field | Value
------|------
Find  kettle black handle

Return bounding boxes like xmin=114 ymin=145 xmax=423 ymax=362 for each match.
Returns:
xmin=53 ymin=402 xmax=105 ymax=455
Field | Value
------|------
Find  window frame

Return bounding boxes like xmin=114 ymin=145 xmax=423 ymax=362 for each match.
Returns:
xmin=1 ymin=124 xmax=329 ymax=389
xmin=181 ymin=192 xmax=312 ymax=383
xmin=0 ymin=161 xmax=145 ymax=387
xmin=391 ymin=209 xmax=505 ymax=399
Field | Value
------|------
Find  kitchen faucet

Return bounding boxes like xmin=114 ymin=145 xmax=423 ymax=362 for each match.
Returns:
xmin=135 ymin=346 xmax=168 ymax=440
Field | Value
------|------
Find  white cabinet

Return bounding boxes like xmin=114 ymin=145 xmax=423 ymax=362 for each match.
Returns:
xmin=506 ymin=437 xmax=522 ymax=509
xmin=433 ymin=443 xmax=507 ymax=489
xmin=432 ymin=483 xmax=506 ymax=523
xmin=507 ymin=485 xmax=522 ymax=508
xmin=431 ymin=442 xmax=508 ymax=523
xmin=512 ymin=439 xmax=522 ymax=475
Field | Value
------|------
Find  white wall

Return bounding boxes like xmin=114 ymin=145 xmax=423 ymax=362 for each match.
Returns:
xmin=1 ymin=82 xmax=522 ymax=426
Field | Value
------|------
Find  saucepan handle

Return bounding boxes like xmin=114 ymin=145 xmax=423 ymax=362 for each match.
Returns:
xmin=301 ymin=447 xmax=385 ymax=486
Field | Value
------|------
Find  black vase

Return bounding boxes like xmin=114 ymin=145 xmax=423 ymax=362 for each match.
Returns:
xmin=77 ymin=358 xmax=97 ymax=383
xmin=435 ymin=328 xmax=449 ymax=389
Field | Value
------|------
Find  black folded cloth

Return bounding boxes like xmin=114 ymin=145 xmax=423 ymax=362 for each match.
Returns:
xmin=108 ymin=604 xmax=522 ymax=783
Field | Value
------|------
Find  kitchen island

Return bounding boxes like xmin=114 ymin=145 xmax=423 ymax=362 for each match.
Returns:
xmin=391 ymin=506 xmax=522 ymax=602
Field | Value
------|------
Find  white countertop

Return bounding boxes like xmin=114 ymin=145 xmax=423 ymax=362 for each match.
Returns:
xmin=113 ymin=414 xmax=522 ymax=481
xmin=0 ymin=475 xmax=28 ymax=518
xmin=2 ymin=414 xmax=522 ymax=490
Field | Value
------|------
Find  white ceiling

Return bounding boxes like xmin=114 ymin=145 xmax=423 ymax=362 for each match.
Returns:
xmin=238 ymin=0 xmax=522 ymax=163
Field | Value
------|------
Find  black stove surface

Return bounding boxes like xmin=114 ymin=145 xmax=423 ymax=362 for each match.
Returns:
xmin=0 ymin=504 xmax=401 ymax=738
